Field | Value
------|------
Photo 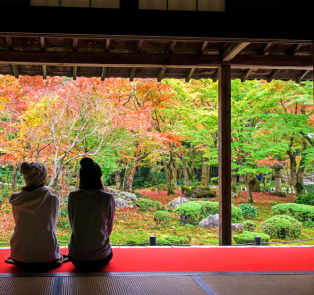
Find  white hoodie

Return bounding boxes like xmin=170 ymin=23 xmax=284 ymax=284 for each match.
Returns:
xmin=9 ymin=187 xmax=60 ymax=263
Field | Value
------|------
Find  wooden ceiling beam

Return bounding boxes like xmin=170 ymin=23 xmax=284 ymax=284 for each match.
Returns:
xmin=137 ymin=40 xmax=144 ymax=54
xmin=42 ymin=65 xmax=47 ymax=79
xmin=0 ymin=52 xmax=312 ymax=70
xmin=267 ymin=69 xmax=281 ymax=83
xmin=6 ymin=37 xmax=13 ymax=50
xmin=73 ymin=38 xmax=78 ymax=52
xmin=262 ymin=43 xmax=272 ymax=54
xmin=186 ymin=68 xmax=195 ymax=83
xmin=101 ymin=67 xmax=106 ymax=81
xmin=291 ymin=44 xmax=304 ymax=55
xmin=167 ymin=41 xmax=177 ymax=54
xmin=221 ymin=42 xmax=250 ymax=61
xmin=12 ymin=65 xmax=19 ymax=78
xmin=73 ymin=66 xmax=77 ymax=80
xmin=212 ymin=69 xmax=219 ymax=82
xmin=157 ymin=68 xmax=166 ymax=82
xmin=199 ymin=41 xmax=208 ymax=55
xmin=105 ymin=39 xmax=111 ymax=52
xmin=130 ymin=68 xmax=136 ymax=82
xmin=40 ymin=37 xmax=45 ymax=51
xmin=241 ymin=69 xmax=253 ymax=82
xmin=295 ymin=70 xmax=310 ymax=83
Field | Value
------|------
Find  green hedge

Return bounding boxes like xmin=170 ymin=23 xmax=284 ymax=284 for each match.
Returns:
xmin=234 ymin=231 xmax=270 ymax=244
xmin=243 ymin=221 xmax=257 ymax=232
xmin=272 ymin=203 xmax=314 ymax=223
xmin=136 ymin=199 xmax=165 ymax=212
xmin=262 ymin=215 xmax=302 ymax=239
xmin=176 ymin=201 xmax=243 ymax=225
xmin=154 ymin=211 xmax=171 ymax=224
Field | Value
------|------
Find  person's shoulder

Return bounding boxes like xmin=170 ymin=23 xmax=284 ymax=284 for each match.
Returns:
xmin=100 ymin=190 xmax=114 ymax=199
xmin=69 ymin=189 xmax=80 ymax=196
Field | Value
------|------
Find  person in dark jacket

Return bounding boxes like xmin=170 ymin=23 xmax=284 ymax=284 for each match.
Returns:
xmin=5 ymin=161 xmax=68 ymax=270
xmin=67 ymin=157 xmax=115 ymax=272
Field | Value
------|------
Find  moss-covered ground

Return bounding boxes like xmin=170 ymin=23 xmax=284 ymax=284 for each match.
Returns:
xmin=1 ymin=189 xmax=314 ymax=247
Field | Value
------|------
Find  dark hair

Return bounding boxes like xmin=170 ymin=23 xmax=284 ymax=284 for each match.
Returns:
xmin=79 ymin=157 xmax=104 ymax=190
xmin=21 ymin=183 xmax=44 ymax=192
xmin=79 ymin=179 xmax=105 ymax=190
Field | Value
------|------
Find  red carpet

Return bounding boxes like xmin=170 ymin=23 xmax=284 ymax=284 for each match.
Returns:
xmin=0 ymin=247 xmax=314 ymax=273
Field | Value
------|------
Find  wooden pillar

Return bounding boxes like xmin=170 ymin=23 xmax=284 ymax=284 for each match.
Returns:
xmin=218 ymin=65 xmax=232 ymax=246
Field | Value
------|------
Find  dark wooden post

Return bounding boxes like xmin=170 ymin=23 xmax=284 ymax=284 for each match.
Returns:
xmin=218 ymin=65 xmax=232 ymax=246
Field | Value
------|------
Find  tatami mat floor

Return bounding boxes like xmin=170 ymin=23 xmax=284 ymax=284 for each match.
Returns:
xmin=1 ymin=273 xmax=314 ymax=295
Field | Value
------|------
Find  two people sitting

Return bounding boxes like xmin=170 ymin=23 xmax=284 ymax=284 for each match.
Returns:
xmin=5 ymin=157 xmax=115 ymax=272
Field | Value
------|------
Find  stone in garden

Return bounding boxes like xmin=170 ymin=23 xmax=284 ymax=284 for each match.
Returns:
xmin=198 ymin=214 xmax=244 ymax=231
xmin=271 ymin=191 xmax=287 ymax=197
xmin=199 ymin=214 xmax=219 ymax=229
xmin=119 ymin=191 xmax=137 ymax=201
xmin=168 ymin=197 xmax=189 ymax=210
xmin=181 ymin=186 xmax=216 ymax=198
xmin=114 ymin=198 xmax=134 ymax=208
xmin=231 ymin=192 xmax=238 ymax=198
xmin=231 ymin=223 xmax=244 ymax=232
xmin=104 ymin=187 xmax=138 ymax=208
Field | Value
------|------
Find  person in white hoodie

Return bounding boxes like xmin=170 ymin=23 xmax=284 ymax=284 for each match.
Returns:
xmin=5 ymin=161 xmax=67 ymax=270
xmin=67 ymin=157 xmax=115 ymax=272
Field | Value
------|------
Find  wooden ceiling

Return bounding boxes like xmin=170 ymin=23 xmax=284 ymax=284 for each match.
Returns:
xmin=0 ymin=34 xmax=312 ymax=82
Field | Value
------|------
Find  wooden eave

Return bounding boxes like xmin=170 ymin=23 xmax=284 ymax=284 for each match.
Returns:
xmin=0 ymin=34 xmax=312 ymax=82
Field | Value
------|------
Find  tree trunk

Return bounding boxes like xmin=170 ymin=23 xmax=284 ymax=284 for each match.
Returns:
xmin=124 ymin=152 xmax=149 ymax=192
xmin=115 ymin=170 xmax=121 ymax=190
xmin=176 ymin=153 xmax=189 ymax=187
xmin=170 ymin=162 xmax=178 ymax=189
xmin=163 ymin=153 xmax=175 ymax=195
xmin=245 ymin=174 xmax=253 ymax=203
xmin=12 ymin=165 xmax=17 ymax=190
xmin=201 ymin=162 xmax=209 ymax=187
xmin=287 ymin=141 xmax=307 ymax=195
xmin=124 ymin=161 xmax=136 ymax=192
xmin=231 ymin=174 xmax=237 ymax=188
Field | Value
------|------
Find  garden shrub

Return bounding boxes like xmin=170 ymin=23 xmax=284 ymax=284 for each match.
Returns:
xmin=175 ymin=201 xmax=243 ymax=225
xmin=239 ymin=203 xmax=258 ymax=219
xmin=295 ymin=186 xmax=314 ymax=206
xmin=136 ymin=199 xmax=161 ymax=211
xmin=234 ymin=231 xmax=270 ymax=244
xmin=181 ymin=186 xmax=216 ymax=198
xmin=159 ymin=236 xmax=189 ymax=245
xmin=243 ymin=221 xmax=257 ymax=232
xmin=57 ymin=217 xmax=70 ymax=229
xmin=302 ymin=221 xmax=314 ymax=228
xmin=59 ymin=208 xmax=68 ymax=217
xmin=0 ymin=186 xmax=11 ymax=199
xmin=261 ymin=215 xmax=302 ymax=239
xmin=272 ymin=203 xmax=314 ymax=223
xmin=134 ymin=192 xmax=148 ymax=199
xmin=154 ymin=211 xmax=171 ymax=224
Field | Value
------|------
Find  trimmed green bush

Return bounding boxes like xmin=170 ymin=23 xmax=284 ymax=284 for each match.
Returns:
xmin=154 ymin=211 xmax=171 ymax=224
xmin=176 ymin=201 xmax=243 ymax=225
xmin=181 ymin=186 xmax=216 ymax=198
xmin=272 ymin=203 xmax=314 ymax=223
xmin=234 ymin=231 xmax=270 ymax=244
xmin=136 ymin=199 xmax=161 ymax=211
xmin=159 ymin=236 xmax=188 ymax=245
xmin=295 ymin=189 xmax=314 ymax=206
xmin=243 ymin=221 xmax=257 ymax=232
xmin=261 ymin=215 xmax=302 ymax=239
xmin=239 ymin=203 xmax=258 ymax=219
